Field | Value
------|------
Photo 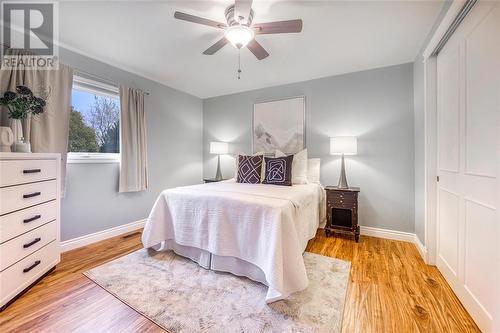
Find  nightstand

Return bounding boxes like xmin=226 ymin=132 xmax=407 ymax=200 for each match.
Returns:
xmin=203 ymin=178 xmax=227 ymax=183
xmin=325 ymin=186 xmax=360 ymax=242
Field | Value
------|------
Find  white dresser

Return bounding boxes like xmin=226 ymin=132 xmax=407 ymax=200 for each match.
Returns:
xmin=0 ymin=152 xmax=61 ymax=310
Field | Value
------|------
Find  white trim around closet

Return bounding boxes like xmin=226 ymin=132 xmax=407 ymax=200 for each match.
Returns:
xmin=422 ymin=0 xmax=468 ymax=58
xmin=422 ymin=0 xmax=466 ymax=266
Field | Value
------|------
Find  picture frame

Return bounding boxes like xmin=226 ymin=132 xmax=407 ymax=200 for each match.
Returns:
xmin=252 ymin=96 xmax=305 ymax=155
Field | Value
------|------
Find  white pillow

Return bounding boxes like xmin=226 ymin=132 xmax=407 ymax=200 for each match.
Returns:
xmin=275 ymin=149 xmax=308 ymax=184
xmin=307 ymin=158 xmax=321 ymax=184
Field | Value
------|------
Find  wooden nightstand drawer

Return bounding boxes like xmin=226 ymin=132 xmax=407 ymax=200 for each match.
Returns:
xmin=328 ymin=193 xmax=357 ymax=207
xmin=203 ymin=178 xmax=227 ymax=183
xmin=329 ymin=199 xmax=357 ymax=208
xmin=327 ymin=191 xmax=357 ymax=200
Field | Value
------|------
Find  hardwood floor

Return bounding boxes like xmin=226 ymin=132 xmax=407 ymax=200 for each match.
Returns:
xmin=0 ymin=231 xmax=479 ymax=333
xmin=307 ymin=233 xmax=479 ymax=333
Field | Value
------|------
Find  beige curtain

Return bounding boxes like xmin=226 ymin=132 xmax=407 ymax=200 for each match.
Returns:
xmin=119 ymin=86 xmax=148 ymax=192
xmin=0 ymin=49 xmax=73 ymax=194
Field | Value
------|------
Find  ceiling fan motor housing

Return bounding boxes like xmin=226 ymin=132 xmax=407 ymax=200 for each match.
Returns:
xmin=225 ymin=4 xmax=254 ymax=26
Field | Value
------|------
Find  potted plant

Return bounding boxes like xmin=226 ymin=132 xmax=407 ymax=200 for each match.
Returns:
xmin=0 ymin=86 xmax=47 ymax=151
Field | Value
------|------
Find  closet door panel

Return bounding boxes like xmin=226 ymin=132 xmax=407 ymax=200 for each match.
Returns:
xmin=464 ymin=7 xmax=498 ymax=178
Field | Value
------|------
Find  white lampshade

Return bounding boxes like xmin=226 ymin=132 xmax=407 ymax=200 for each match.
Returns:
xmin=330 ymin=137 xmax=357 ymax=155
xmin=210 ymin=141 xmax=229 ymax=155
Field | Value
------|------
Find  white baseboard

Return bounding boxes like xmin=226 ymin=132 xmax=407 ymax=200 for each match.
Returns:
xmin=413 ymin=234 xmax=428 ymax=262
xmin=60 ymin=221 xmax=429 ymax=263
xmin=360 ymin=226 xmax=416 ymax=243
xmin=359 ymin=226 xmax=428 ymax=262
xmin=60 ymin=219 xmax=146 ymax=252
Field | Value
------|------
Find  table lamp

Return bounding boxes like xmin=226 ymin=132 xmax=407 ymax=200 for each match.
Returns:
xmin=210 ymin=141 xmax=229 ymax=181
xmin=330 ymin=137 xmax=357 ymax=189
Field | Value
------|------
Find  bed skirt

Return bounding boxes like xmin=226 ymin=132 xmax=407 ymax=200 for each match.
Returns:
xmin=154 ymin=240 xmax=269 ymax=285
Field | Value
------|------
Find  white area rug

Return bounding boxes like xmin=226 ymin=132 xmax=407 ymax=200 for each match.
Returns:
xmin=84 ymin=249 xmax=350 ymax=333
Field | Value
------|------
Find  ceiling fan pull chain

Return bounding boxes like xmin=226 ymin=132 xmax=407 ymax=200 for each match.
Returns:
xmin=237 ymin=49 xmax=242 ymax=80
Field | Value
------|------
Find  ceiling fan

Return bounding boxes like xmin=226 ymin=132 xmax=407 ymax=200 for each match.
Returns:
xmin=173 ymin=0 xmax=303 ymax=61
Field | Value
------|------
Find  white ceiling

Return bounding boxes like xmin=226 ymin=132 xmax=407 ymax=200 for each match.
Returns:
xmin=59 ymin=1 xmax=445 ymax=98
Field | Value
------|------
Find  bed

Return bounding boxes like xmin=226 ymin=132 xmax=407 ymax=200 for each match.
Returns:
xmin=142 ymin=179 xmax=325 ymax=303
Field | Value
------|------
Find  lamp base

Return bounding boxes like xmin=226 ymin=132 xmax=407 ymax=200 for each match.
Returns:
xmin=337 ymin=154 xmax=349 ymax=189
xmin=215 ymin=155 xmax=223 ymax=181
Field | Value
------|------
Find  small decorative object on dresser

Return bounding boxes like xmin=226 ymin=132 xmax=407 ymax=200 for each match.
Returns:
xmin=0 ymin=152 xmax=61 ymax=310
xmin=325 ymin=186 xmax=360 ymax=242
xmin=209 ymin=141 xmax=229 ymax=181
xmin=0 ymin=127 xmax=14 ymax=152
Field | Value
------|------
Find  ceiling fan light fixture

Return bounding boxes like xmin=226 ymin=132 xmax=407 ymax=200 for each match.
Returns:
xmin=224 ymin=25 xmax=254 ymax=49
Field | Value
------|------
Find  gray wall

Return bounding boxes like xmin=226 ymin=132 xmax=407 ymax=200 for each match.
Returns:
xmin=59 ymin=48 xmax=203 ymax=241
xmin=413 ymin=1 xmax=452 ymax=245
xmin=203 ymin=63 xmax=415 ymax=233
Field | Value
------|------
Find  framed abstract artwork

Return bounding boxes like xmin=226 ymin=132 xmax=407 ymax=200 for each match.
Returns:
xmin=253 ymin=96 xmax=305 ymax=154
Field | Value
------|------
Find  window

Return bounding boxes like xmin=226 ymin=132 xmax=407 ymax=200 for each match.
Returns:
xmin=68 ymin=75 xmax=120 ymax=163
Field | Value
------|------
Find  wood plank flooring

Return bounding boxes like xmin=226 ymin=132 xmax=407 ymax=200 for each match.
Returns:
xmin=0 ymin=231 xmax=480 ymax=333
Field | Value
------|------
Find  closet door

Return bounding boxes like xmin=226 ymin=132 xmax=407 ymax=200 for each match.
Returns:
xmin=436 ymin=2 xmax=499 ymax=332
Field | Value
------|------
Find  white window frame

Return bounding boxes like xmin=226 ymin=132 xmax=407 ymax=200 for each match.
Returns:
xmin=67 ymin=75 xmax=121 ymax=164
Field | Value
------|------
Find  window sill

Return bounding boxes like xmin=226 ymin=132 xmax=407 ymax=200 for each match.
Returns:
xmin=67 ymin=153 xmax=120 ymax=164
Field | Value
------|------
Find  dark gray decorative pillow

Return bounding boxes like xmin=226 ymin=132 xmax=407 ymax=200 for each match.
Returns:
xmin=263 ymin=155 xmax=294 ymax=186
xmin=237 ymin=155 xmax=263 ymax=184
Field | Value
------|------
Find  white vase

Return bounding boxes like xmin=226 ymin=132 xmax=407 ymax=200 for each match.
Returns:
xmin=10 ymin=119 xmax=23 ymax=142
xmin=10 ymin=119 xmax=23 ymax=151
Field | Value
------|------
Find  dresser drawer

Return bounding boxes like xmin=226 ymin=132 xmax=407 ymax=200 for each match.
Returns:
xmin=0 ymin=159 xmax=57 ymax=187
xmin=0 ymin=241 xmax=59 ymax=307
xmin=0 ymin=201 xmax=57 ymax=244
xmin=0 ymin=221 xmax=57 ymax=271
xmin=0 ymin=180 xmax=57 ymax=215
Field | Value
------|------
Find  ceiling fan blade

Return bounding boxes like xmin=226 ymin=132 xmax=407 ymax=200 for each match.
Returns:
xmin=174 ymin=11 xmax=226 ymax=29
xmin=247 ymin=39 xmax=269 ymax=60
xmin=253 ymin=19 xmax=303 ymax=34
xmin=234 ymin=0 xmax=253 ymax=24
xmin=203 ymin=38 xmax=229 ymax=55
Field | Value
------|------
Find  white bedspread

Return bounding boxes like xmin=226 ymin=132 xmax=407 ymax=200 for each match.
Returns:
xmin=142 ymin=181 xmax=325 ymax=302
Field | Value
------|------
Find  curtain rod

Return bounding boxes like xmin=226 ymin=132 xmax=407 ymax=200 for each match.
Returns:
xmin=74 ymin=68 xmax=151 ymax=96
